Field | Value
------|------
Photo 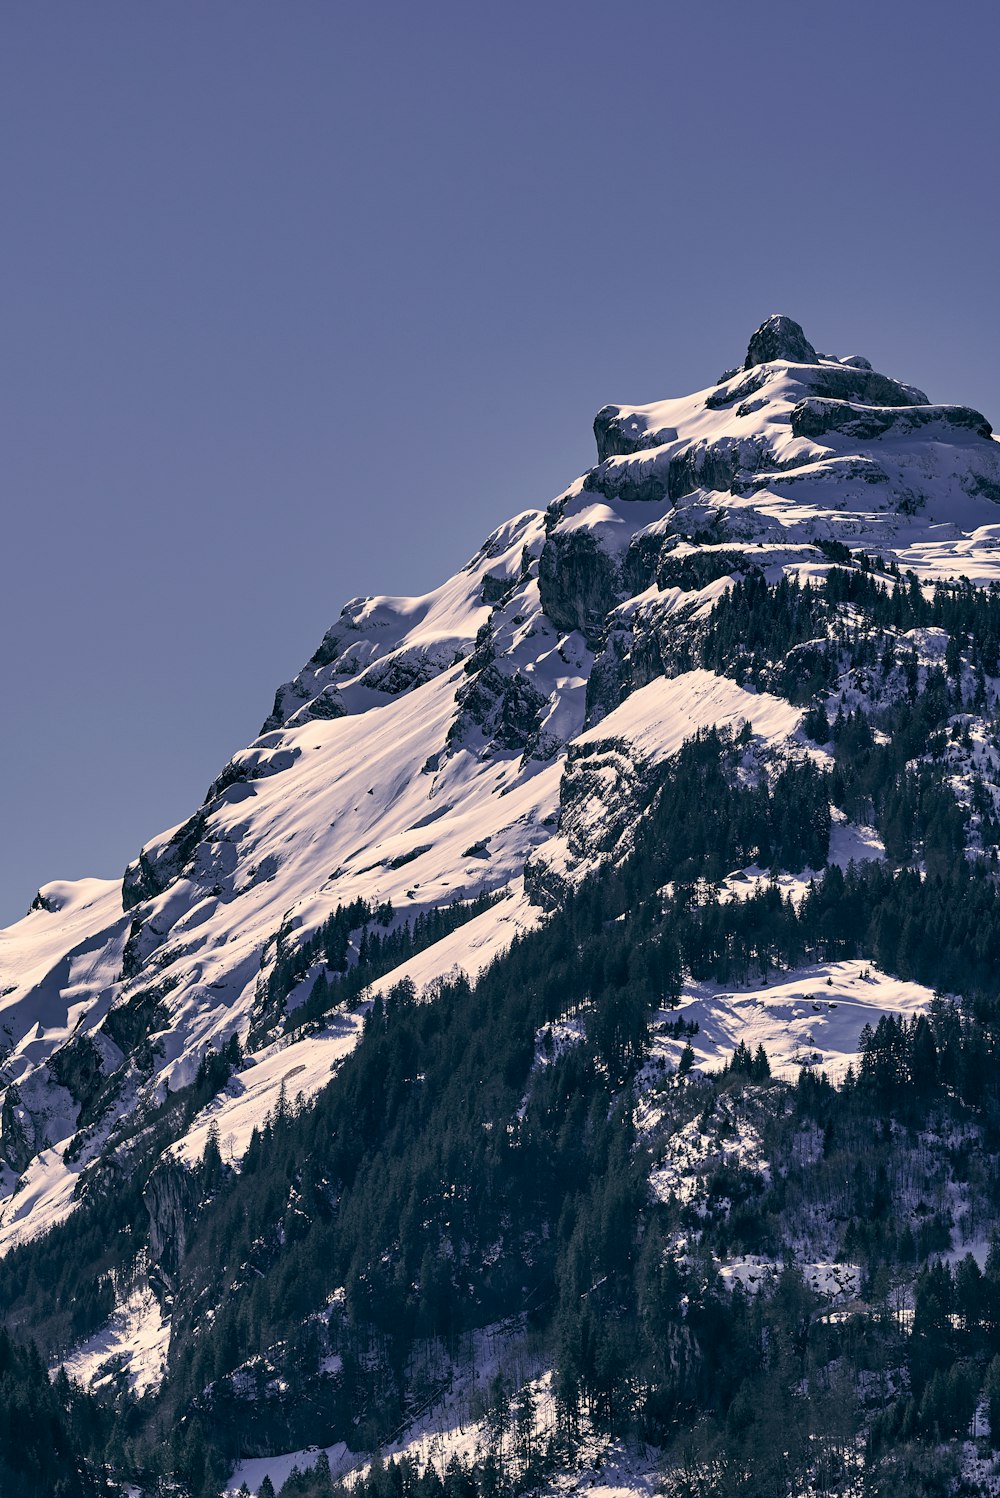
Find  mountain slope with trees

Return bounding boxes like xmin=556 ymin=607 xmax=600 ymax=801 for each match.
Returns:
xmin=5 ymin=317 xmax=1000 ymax=1494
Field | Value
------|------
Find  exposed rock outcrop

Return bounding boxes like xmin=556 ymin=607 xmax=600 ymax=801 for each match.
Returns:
xmin=744 ymin=313 xmax=818 ymax=369
xmin=0 ymin=1084 xmax=36 ymax=1172
xmin=538 ymin=526 xmax=620 ymax=644
xmin=122 ymin=810 xmax=208 ymax=911
xmin=450 ymin=662 xmax=550 ymax=756
xmin=144 ymin=1157 xmax=200 ymax=1299
xmin=594 ymin=405 xmax=678 ymax=462
xmin=792 ymin=397 xmax=993 ymax=442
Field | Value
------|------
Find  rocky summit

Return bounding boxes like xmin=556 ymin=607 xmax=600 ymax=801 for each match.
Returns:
xmin=6 ymin=319 xmax=1000 ymax=1497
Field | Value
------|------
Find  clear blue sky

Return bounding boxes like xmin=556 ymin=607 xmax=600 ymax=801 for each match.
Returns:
xmin=1 ymin=1 xmax=998 ymax=922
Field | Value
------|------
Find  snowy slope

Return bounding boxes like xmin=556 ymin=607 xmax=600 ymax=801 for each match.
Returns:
xmin=2 ymin=311 xmax=999 ymax=1277
xmin=643 ymin=959 xmax=936 ymax=1088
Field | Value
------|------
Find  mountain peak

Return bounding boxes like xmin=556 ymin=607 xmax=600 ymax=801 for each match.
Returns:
xmin=744 ymin=313 xmax=818 ymax=370
xmin=7 ymin=313 xmax=1000 ymax=1492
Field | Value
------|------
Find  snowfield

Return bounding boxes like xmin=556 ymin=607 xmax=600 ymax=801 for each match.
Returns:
xmin=57 ymin=1277 xmax=169 ymax=1397
xmin=573 ymin=669 xmax=803 ymax=763
xmin=646 ymin=960 xmax=938 ymax=1086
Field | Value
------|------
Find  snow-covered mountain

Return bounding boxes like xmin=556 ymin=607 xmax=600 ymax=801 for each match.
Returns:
xmin=9 ymin=315 xmax=1000 ymax=1498
xmin=2 ymin=314 xmax=999 ymax=1258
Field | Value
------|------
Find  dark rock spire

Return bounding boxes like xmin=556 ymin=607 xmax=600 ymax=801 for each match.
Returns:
xmin=744 ymin=314 xmax=818 ymax=370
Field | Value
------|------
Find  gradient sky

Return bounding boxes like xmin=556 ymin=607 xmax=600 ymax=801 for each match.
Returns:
xmin=1 ymin=1 xmax=998 ymax=923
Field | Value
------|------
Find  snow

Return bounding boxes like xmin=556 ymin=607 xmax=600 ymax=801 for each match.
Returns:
xmin=5 ymin=320 xmax=1000 ymax=1498
xmin=170 ymin=1014 xmax=366 ymax=1168
xmin=569 ymin=357 xmax=1000 ymax=584
xmin=647 ymin=1101 xmax=769 ymax=1207
xmin=0 ymin=1142 xmax=86 ymax=1253
xmin=228 ymin=1445 xmax=354 ymax=1497
xmin=227 ymin=1341 xmax=665 ymax=1498
xmin=532 ymin=1014 xmax=587 ymax=1069
xmin=558 ymin=495 xmax=674 ymax=555
xmin=228 ymin=1321 xmax=614 ymax=1498
xmin=532 ymin=670 xmax=806 ymax=897
xmin=828 ymin=813 xmax=885 ymax=868
xmin=368 ymin=878 xmax=541 ymax=999
xmin=716 ymin=866 xmax=817 ymax=909
xmin=0 ymin=639 xmax=566 ymax=1239
xmin=574 ymin=669 xmax=802 ymax=764
xmin=0 ymin=877 xmax=127 ymax=1083
xmin=645 ymin=959 xmax=936 ymax=1085
xmin=718 ymin=1256 xmax=861 ymax=1304
xmin=714 ymin=813 xmax=884 ymax=912
xmin=56 ymin=1278 xmax=169 ymax=1396
xmin=226 ymin=1319 xmax=551 ymax=1496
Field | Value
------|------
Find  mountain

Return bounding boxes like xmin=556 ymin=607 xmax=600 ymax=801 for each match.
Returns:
xmin=5 ymin=315 xmax=1000 ymax=1496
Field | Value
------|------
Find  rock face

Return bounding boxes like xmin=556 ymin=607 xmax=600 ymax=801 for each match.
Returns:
xmin=0 ymin=1085 xmax=36 ymax=1171
xmin=144 ymin=1158 xmax=200 ymax=1299
xmin=538 ymin=525 xmax=620 ymax=642
xmin=744 ymin=312 xmax=818 ymax=368
xmin=593 ymin=404 xmax=678 ymax=462
xmin=791 ymin=397 xmax=993 ymax=442
xmin=122 ymin=810 xmax=208 ymax=911
xmin=450 ymin=661 xmax=550 ymax=756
